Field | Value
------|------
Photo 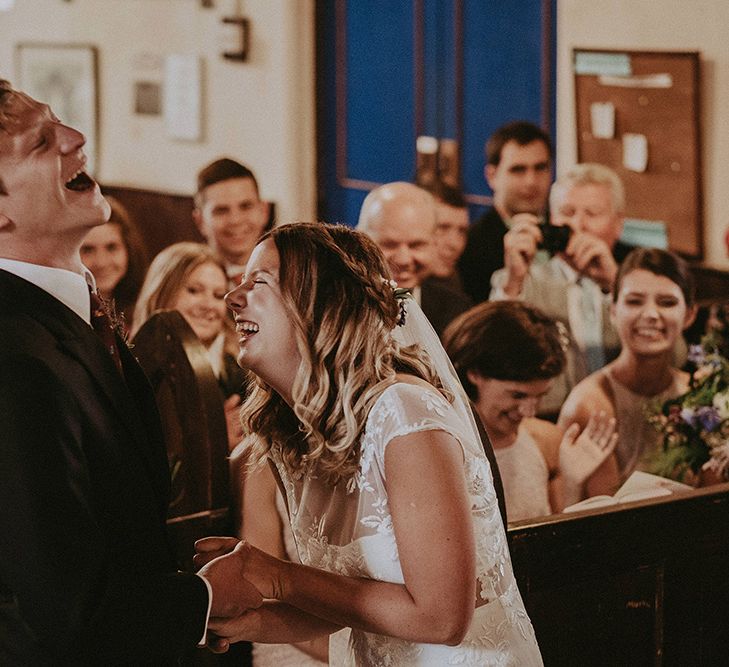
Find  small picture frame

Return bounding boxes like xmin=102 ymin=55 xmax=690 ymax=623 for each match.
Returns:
xmin=16 ymin=43 xmax=99 ymax=174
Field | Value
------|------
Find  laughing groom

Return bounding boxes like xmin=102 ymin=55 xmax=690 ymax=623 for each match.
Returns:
xmin=0 ymin=80 xmax=260 ymax=664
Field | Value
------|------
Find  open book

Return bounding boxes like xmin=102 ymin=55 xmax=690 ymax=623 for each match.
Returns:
xmin=563 ymin=470 xmax=694 ymax=514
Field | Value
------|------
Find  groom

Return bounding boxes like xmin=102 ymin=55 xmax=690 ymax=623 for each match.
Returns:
xmin=0 ymin=81 xmax=260 ymax=664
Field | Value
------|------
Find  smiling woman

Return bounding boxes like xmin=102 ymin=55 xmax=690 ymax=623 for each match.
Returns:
xmin=80 ymin=195 xmax=148 ymax=329
xmin=132 ymin=242 xmax=247 ymax=450
xmin=558 ymin=248 xmax=698 ymax=497
xmin=443 ymin=300 xmax=617 ymax=521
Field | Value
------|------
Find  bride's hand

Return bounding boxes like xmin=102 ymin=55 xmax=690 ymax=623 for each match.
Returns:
xmin=197 ymin=541 xmax=283 ymax=617
xmin=207 ymin=609 xmax=264 ymax=653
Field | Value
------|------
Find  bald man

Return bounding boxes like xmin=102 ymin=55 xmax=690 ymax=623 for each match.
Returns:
xmin=357 ymin=182 xmax=471 ymax=336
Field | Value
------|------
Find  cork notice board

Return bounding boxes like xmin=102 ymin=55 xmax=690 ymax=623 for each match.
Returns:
xmin=574 ymin=49 xmax=702 ymax=258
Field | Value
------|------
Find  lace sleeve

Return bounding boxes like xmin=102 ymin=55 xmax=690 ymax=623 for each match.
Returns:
xmin=366 ymin=383 xmax=468 ymax=475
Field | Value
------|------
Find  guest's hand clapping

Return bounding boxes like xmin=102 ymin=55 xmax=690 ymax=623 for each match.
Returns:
xmin=559 ymin=412 xmax=617 ymax=504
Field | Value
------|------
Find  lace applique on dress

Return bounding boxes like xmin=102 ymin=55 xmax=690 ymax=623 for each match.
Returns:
xmin=271 ymin=383 xmax=543 ymax=666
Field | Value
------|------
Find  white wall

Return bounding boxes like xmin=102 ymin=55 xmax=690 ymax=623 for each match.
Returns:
xmin=0 ymin=0 xmax=316 ymax=225
xmin=557 ymin=0 xmax=729 ymax=268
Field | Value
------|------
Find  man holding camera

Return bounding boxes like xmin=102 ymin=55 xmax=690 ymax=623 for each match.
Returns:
xmin=490 ymin=163 xmax=628 ymax=416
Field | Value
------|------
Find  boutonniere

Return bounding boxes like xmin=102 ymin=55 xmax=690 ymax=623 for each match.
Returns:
xmin=99 ymin=294 xmax=133 ymax=349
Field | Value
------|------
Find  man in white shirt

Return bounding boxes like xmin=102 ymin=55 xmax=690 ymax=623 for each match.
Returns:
xmin=490 ymin=163 xmax=628 ymax=416
xmin=0 ymin=80 xmax=260 ymax=664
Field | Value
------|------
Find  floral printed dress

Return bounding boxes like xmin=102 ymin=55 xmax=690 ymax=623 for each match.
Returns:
xmin=270 ymin=382 xmax=543 ymax=666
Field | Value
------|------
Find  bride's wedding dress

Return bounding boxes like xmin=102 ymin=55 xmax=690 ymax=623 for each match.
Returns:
xmin=271 ymin=382 xmax=543 ymax=666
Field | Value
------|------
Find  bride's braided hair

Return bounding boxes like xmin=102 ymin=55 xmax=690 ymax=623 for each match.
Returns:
xmin=242 ymin=222 xmax=443 ymax=482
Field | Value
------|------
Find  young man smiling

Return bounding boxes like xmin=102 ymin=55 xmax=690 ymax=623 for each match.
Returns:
xmin=193 ymin=157 xmax=271 ymax=288
xmin=458 ymin=121 xmax=553 ymax=303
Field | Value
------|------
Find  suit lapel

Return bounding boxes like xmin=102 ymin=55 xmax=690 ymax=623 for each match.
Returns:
xmin=0 ymin=270 xmax=170 ymax=505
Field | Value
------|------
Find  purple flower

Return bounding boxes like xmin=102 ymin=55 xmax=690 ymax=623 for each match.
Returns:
xmin=687 ymin=344 xmax=706 ymax=366
xmin=697 ymin=406 xmax=722 ymax=432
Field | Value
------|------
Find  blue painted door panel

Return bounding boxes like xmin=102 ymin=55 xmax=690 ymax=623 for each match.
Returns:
xmin=317 ymin=0 xmax=555 ymax=226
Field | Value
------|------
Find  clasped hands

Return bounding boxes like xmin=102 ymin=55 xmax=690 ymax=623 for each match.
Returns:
xmin=194 ymin=537 xmax=282 ymax=651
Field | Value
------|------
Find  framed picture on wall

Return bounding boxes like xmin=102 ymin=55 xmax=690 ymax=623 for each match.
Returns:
xmin=15 ymin=43 xmax=99 ymax=174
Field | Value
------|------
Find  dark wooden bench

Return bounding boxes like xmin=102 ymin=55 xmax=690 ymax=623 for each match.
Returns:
xmin=509 ymin=483 xmax=729 ymax=666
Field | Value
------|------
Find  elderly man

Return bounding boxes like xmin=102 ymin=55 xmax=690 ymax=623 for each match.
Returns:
xmin=490 ymin=163 xmax=629 ymax=416
xmin=0 ymin=80 xmax=261 ymax=663
xmin=459 ymin=121 xmax=553 ymax=303
xmin=357 ymin=181 xmax=471 ymax=336
xmin=194 ymin=157 xmax=271 ymax=288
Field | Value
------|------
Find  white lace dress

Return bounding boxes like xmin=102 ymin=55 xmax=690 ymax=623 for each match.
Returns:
xmin=270 ymin=382 xmax=543 ymax=666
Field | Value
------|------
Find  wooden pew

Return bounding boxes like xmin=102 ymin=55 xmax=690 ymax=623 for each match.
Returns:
xmin=508 ymin=483 xmax=729 ymax=665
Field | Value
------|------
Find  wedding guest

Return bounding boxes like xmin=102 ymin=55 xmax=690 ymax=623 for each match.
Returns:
xmin=458 ymin=121 xmax=553 ymax=303
xmin=357 ymin=181 xmax=472 ymax=336
xmin=558 ymin=248 xmax=697 ymax=496
xmin=195 ymin=223 xmax=543 ymax=664
xmin=443 ymin=301 xmax=617 ymax=520
xmin=0 ymin=80 xmax=253 ymax=663
xmin=80 ymin=194 xmax=148 ymax=329
xmin=132 ymin=242 xmax=246 ymax=450
xmin=425 ymin=182 xmax=470 ymax=292
xmin=194 ymin=158 xmax=271 ymax=288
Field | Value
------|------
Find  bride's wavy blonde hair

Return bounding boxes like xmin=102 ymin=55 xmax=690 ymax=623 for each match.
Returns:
xmin=242 ymin=222 xmax=444 ymax=483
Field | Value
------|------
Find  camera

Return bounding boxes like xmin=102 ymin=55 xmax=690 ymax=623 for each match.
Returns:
xmin=537 ymin=222 xmax=572 ymax=255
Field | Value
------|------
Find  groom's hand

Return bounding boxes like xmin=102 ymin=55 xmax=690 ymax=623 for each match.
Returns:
xmin=198 ymin=549 xmax=264 ymax=618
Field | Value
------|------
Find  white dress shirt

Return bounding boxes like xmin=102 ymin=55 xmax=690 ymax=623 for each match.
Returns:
xmin=0 ymin=257 xmax=94 ymax=324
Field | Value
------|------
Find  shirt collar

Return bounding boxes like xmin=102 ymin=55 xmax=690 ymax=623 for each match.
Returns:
xmin=0 ymin=257 xmax=94 ymax=325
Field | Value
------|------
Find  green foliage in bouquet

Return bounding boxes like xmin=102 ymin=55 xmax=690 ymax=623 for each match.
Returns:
xmin=648 ymin=332 xmax=729 ymax=483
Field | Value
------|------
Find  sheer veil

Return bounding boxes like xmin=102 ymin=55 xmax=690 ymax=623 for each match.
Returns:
xmin=391 ymin=292 xmax=490 ymax=465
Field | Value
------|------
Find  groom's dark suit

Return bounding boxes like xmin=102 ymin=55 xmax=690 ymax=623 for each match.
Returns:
xmin=0 ymin=269 xmax=208 ymax=665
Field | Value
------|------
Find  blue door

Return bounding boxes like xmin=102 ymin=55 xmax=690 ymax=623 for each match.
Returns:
xmin=316 ymin=0 xmax=556 ymax=225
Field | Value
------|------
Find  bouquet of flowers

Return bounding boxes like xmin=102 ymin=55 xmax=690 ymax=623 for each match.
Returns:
xmin=648 ymin=337 xmax=729 ymax=484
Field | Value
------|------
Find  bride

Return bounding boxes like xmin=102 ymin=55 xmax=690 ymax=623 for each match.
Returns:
xmin=195 ymin=222 xmax=543 ymax=666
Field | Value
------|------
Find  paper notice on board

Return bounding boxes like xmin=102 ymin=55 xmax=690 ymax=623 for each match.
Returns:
xmin=623 ymin=133 xmax=648 ymax=172
xmin=575 ymin=51 xmax=631 ymax=77
xmin=598 ymin=73 xmax=673 ymax=88
xmin=590 ymin=102 xmax=615 ymax=139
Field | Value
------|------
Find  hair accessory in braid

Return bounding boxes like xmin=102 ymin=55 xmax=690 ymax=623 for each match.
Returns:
xmin=393 ymin=287 xmax=409 ymax=326
xmin=380 ymin=277 xmax=409 ymax=327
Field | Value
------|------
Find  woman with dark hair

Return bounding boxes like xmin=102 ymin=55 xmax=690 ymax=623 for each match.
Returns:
xmin=80 ymin=195 xmax=148 ymax=329
xmin=444 ymin=301 xmax=617 ymax=520
xmin=558 ymin=247 xmax=697 ymax=496
xmin=195 ymin=222 xmax=543 ymax=665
